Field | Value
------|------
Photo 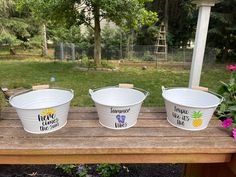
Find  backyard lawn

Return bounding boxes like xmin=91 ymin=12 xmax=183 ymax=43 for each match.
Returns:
xmin=0 ymin=57 xmax=230 ymax=107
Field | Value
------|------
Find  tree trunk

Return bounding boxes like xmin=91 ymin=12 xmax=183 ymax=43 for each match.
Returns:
xmin=164 ymin=0 xmax=168 ymax=33
xmin=93 ymin=5 xmax=101 ymax=65
xmin=42 ymin=24 xmax=48 ymax=56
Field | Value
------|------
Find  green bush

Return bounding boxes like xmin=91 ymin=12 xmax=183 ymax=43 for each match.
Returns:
xmin=56 ymin=164 xmax=76 ymax=175
xmin=96 ymin=164 xmax=121 ymax=177
xmin=101 ymin=61 xmax=115 ymax=69
xmin=142 ymin=51 xmax=155 ymax=61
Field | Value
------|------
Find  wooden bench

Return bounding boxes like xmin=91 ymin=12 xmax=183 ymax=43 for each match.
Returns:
xmin=0 ymin=107 xmax=236 ymax=177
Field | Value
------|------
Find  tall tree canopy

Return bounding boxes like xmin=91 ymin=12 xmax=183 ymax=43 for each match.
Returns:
xmin=207 ymin=0 xmax=236 ymax=62
xmin=0 ymin=0 xmax=42 ymax=47
xmin=145 ymin=0 xmax=197 ymax=46
xmin=0 ymin=0 xmax=29 ymax=45
xmin=20 ymin=0 xmax=157 ymax=65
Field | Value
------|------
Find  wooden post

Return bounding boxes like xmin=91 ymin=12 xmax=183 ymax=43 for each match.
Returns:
xmin=189 ymin=1 xmax=215 ymax=88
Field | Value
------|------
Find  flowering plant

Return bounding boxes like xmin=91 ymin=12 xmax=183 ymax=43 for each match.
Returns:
xmin=216 ymin=64 xmax=236 ymax=140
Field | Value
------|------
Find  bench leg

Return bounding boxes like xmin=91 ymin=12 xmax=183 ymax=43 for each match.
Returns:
xmin=228 ymin=154 xmax=236 ymax=175
xmin=183 ymin=163 xmax=236 ymax=177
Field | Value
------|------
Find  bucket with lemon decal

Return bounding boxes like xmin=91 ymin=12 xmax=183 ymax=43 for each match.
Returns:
xmin=162 ymin=87 xmax=223 ymax=131
xmin=9 ymin=87 xmax=74 ymax=134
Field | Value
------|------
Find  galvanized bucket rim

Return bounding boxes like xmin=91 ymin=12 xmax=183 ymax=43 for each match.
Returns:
xmin=9 ymin=88 xmax=74 ymax=110
xmin=162 ymin=87 xmax=223 ymax=109
xmin=89 ymin=86 xmax=148 ymax=107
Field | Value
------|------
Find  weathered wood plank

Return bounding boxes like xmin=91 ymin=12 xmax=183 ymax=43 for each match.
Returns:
xmin=0 ymin=119 xmax=222 ymax=128
xmin=0 ymin=137 xmax=235 ymax=154
xmin=0 ymin=107 xmax=235 ymax=167
xmin=0 ymin=127 xmax=231 ymax=138
xmin=0 ymin=153 xmax=231 ymax=164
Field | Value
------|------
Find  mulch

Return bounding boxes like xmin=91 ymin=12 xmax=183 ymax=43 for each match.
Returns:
xmin=0 ymin=164 xmax=183 ymax=177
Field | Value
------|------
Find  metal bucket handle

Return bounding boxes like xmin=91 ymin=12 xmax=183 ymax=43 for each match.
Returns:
xmin=89 ymin=84 xmax=149 ymax=98
xmin=162 ymin=86 xmax=224 ymax=103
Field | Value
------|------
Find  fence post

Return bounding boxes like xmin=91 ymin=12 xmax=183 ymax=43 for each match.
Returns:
xmin=71 ymin=43 xmax=75 ymax=61
xmin=120 ymin=37 xmax=123 ymax=59
xmin=183 ymin=47 xmax=186 ymax=63
xmin=59 ymin=43 xmax=64 ymax=60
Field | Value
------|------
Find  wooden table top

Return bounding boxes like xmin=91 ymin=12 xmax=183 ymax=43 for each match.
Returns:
xmin=0 ymin=107 xmax=235 ymax=164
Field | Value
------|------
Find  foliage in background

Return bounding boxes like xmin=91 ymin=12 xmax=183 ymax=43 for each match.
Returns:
xmin=0 ymin=0 xmax=42 ymax=48
xmin=167 ymin=0 xmax=197 ymax=46
xmin=48 ymin=25 xmax=83 ymax=44
xmin=19 ymin=0 xmax=157 ymax=65
xmin=146 ymin=0 xmax=197 ymax=46
xmin=207 ymin=0 xmax=236 ymax=62
xmin=136 ymin=25 xmax=159 ymax=45
xmin=101 ymin=25 xmax=124 ymax=59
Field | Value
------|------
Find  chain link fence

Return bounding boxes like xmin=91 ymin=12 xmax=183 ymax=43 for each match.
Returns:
xmin=53 ymin=43 xmax=216 ymax=63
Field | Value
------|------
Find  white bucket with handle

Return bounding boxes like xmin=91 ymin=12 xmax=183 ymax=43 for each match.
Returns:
xmin=9 ymin=85 xmax=74 ymax=134
xmin=162 ymin=86 xmax=223 ymax=131
xmin=89 ymin=84 xmax=149 ymax=130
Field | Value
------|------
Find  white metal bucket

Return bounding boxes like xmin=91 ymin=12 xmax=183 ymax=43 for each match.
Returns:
xmin=162 ymin=87 xmax=223 ymax=131
xmin=89 ymin=86 xmax=149 ymax=129
xmin=9 ymin=88 xmax=74 ymax=134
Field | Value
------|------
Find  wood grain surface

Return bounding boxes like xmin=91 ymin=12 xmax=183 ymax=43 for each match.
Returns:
xmin=0 ymin=107 xmax=235 ymax=164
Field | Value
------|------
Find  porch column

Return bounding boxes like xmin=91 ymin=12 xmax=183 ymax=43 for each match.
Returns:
xmin=189 ymin=1 xmax=216 ymax=88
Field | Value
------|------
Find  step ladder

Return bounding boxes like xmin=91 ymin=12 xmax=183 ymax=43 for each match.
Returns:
xmin=155 ymin=23 xmax=168 ymax=61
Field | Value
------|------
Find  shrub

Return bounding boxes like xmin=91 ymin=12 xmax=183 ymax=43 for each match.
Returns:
xmin=96 ymin=164 xmax=121 ymax=177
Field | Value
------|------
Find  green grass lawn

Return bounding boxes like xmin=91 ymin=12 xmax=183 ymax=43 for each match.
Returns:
xmin=0 ymin=58 xmax=230 ymax=106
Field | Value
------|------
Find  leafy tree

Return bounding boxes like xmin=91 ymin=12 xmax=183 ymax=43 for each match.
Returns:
xmin=48 ymin=25 xmax=83 ymax=44
xmin=0 ymin=0 xmax=43 ymax=52
xmin=0 ymin=0 xmax=28 ymax=45
xmin=101 ymin=25 xmax=122 ymax=59
xmin=21 ymin=0 xmax=157 ymax=65
xmin=146 ymin=0 xmax=197 ymax=46
xmin=16 ymin=1 xmax=49 ymax=55
xmin=168 ymin=0 xmax=197 ymax=46
xmin=136 ymin=25 xmax=159 ymax=45
xmin=207 ymin=0 xmax=236 ymax=62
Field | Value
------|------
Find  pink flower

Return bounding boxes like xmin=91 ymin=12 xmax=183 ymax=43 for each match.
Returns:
xmin=233 ymin=128 xmax=236 ymax=140
xmin=222 ymin=118 xmax=233 ymax=128
xmin=226 ymin=65 xmax=236 ymax=71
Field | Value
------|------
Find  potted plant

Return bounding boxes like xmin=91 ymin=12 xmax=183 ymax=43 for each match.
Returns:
xmin=216 ymin=64 xmax=236 ymax=140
